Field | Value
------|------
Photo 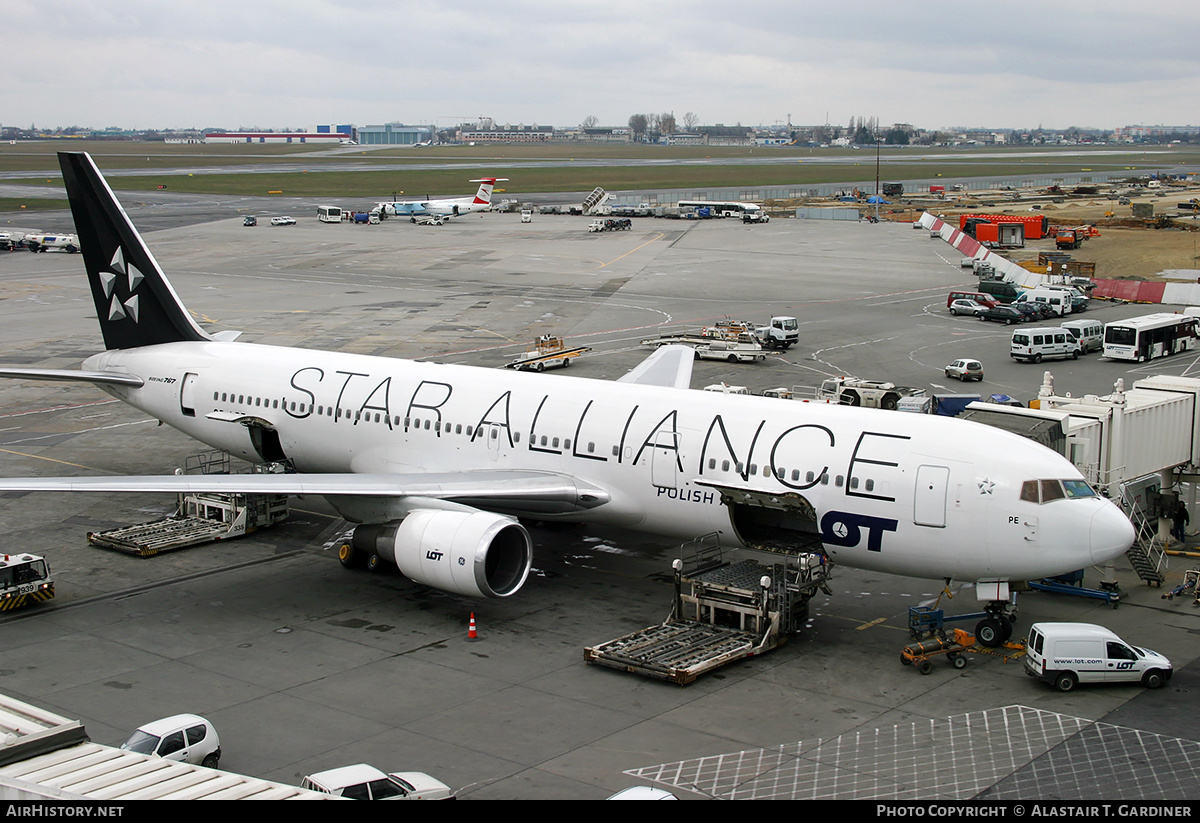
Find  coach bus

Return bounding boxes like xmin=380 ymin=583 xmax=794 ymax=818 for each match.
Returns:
xmin=317 ymin=205 xmax=343 ymax=223
xmin=1102 ymin=313 xmax=1199 ymax=362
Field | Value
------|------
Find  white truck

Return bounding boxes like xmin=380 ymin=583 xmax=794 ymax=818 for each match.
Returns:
xmin=818 ymin=376 xmax=927 ymax=410
xmin=23 ymin=233 xmax=80 ymax=253
xmin=754 ymin=316 xmax=798 ymax=350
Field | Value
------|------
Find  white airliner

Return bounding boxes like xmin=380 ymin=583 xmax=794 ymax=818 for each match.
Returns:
xmin=378 ymin=177 xmax=508 ymax=223
xmin=0 ymin=154 xmax=1135 ymax=645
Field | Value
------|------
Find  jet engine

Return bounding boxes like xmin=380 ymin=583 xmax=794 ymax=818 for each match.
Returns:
xmin=353 ymin=510 xmax=532 ymax=598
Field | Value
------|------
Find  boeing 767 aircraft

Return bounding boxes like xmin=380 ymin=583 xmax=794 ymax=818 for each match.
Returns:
xmin=0 ymin=153 xmax=1135 ymax=645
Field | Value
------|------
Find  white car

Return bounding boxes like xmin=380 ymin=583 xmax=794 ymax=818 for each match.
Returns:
xmin=270 ymin=216 xmax=296 ymax=226
xmin=301 ymin=764 xmax=454 ymax=800
xmin=120 ymin=714 xmax=221 ymax=768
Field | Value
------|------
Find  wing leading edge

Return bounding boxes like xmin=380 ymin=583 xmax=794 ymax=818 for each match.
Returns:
xmin=0 ymin=470 xmax=610 ymax=515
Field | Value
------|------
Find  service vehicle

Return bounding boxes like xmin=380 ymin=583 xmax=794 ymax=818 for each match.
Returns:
xmin=818 ymin=376 xmax=927 ymax=410
xmin=1055 ymin=229 xmax=1084 ymax=250
xmin=270 ymin=216 xmax=296 ymax=226
xmin=1015 ymin=289 xmax=1071 ymax=317
xmin=1024 ymin=622 xmax=1172 ymax=692
xmin=505 ymin=335 xmax=589 ymax=371
xmin=641 ymin=317 xmax=772 ymax=361
xmin=944 ymin=358 xmax=984 ymax=382
xmin=1060 ymin=319 xmax=1103 ymax=353
xmin=0 ymin=552 xmax=54 ymax=611
xmin=754 ymin=316 xmax=799 ymax=349
xmin=949 ymin=299 xmax=985 ymax=317
xmin=301 ymin=764 xmax=454 ymax=800
xmin=696 ymin=339 xmax=767 ymax=363
xmin=120 ymin=714 xmax=221 ymax=768
xmin=1010 ymin=327 xmax=1081 ymax=363
xmin=520 ymin=209 xmax=533 ymax=223
xmin=1040 ymin=284 xmax=1089 ymax=312
xmin=23 ymin=233 xmax=79 ymax=253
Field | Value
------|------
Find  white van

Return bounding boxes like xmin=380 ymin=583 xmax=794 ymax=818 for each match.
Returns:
xmin=1024 ymin=623 xmax=1172 ymax=692
xmin=1016 ymin=288 xmax=1071 ymax=316
xmin=1061 ymin=319 xmax=1103 ymax=353
xmin=1010 ymin=327 xmax=1081 ymax=363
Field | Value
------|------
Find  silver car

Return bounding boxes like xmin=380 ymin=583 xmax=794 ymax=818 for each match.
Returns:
xmin=945 ymin=358 xmax=984 ymax=381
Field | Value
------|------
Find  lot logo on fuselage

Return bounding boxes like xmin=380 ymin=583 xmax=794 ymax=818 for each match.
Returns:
xmin=820 ymin=511 xmax=898 ymax=553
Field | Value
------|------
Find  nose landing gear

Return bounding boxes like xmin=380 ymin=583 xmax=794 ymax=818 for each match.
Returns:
xmin=975 ymin=601 xmax=1018 ymax=647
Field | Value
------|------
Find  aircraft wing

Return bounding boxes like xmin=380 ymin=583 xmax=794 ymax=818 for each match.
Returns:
xmin=618 ymin=345 xmax=694 ymax=389
xmin=0 ymin=367 xmax=144 ymax=388
xmin=0 ymin=470 xmax=610 ymax=515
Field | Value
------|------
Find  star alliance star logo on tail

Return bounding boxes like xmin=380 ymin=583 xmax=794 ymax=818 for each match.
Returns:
xmin=98 ymin=246 xmax=143 ymax=324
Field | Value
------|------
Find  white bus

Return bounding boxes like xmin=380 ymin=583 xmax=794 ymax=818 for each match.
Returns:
xmin=677 ymin=200 xmax=761 ymax=218
xmin=1102 ymin=313 xmax=1199 ymax=362
xmin=317 ymin=205 xmax=343 ymax=223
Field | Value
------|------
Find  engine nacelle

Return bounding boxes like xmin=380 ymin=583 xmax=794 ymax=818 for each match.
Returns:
xmin=355 ymin=510 xmax=532 ymax=598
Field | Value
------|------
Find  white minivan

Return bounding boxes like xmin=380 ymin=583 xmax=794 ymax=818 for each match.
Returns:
xmin=1024 ymin=623 xmax=1172 ymax=692
xmin=1061 ymin=319 xmax=1104 ymax=353
xmin=1010 ymin=327 xmax=1081 ymax=363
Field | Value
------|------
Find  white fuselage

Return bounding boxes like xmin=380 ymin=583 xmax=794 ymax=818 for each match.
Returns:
xmin=82 ymin=340 xmax=1135 ymax=586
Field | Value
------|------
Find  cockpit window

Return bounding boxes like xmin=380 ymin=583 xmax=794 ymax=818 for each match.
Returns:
xmin=1062 ymin=480 xmax=1096 ymax=498
xmin=1021 ymin=480 xmax=1040 ymax=503
xmin=1021 ymin=479 xmax=1097 ymax=504
xmin=1041 ymin=480 xmax=1065 ymax=502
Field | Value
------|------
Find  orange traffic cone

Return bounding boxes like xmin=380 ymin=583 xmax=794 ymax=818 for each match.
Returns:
xmin=467 ymin=612 xmax=479 ymax=641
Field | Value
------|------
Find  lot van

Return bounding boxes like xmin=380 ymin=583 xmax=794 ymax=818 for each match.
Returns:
xmin=947 ymin=290 xmax=999 ymax=309
xmin=1024 ymin=623 xmax=1172 ymax=692
xmin=1060 ymin=319 xmax=1103 ymax=353
xmin=1010 ymin=327 xmax=1081 ymax=362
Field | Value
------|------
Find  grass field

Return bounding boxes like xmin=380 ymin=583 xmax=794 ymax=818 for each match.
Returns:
xmin=1 ymin=140 xmax=1197 ymax=198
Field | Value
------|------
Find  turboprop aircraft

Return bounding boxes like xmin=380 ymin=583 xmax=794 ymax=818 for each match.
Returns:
xmin=0 ymin=154 xmax=1136 ymax=645
xmin=377 ymin=177 xmax=508 ymax=223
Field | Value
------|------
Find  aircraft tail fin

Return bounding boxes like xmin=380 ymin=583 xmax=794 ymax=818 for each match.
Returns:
xmin=58 ymin=152 xmax=212 ymax=350
xmin=469 ymin=177 xmax=509 ymax=206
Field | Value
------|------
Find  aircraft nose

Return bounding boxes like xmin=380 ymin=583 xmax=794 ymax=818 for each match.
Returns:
xmin=1090 ymin=501 xmax=1136 ymax=565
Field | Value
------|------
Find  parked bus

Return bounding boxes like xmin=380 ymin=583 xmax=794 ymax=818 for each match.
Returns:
xmin=677 ymin=200 xmax=761 ymax=218
xmin=1103 ymin=313 xmax=1199 ymax=362
xmin=317 ymin=205 xmax=343 ymax=223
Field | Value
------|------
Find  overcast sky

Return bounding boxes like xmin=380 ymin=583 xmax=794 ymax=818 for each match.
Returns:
xmin=3 ymin=1 xmax=1197 ymax=133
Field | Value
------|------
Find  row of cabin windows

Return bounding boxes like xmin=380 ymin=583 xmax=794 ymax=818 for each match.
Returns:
xmin=211 ymin=392 xmax=871 ymax=480
xmin=704 ymin=457 xmax=877 ymax=491
xmin=212 ymin=391 xmax=609 ymax=452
